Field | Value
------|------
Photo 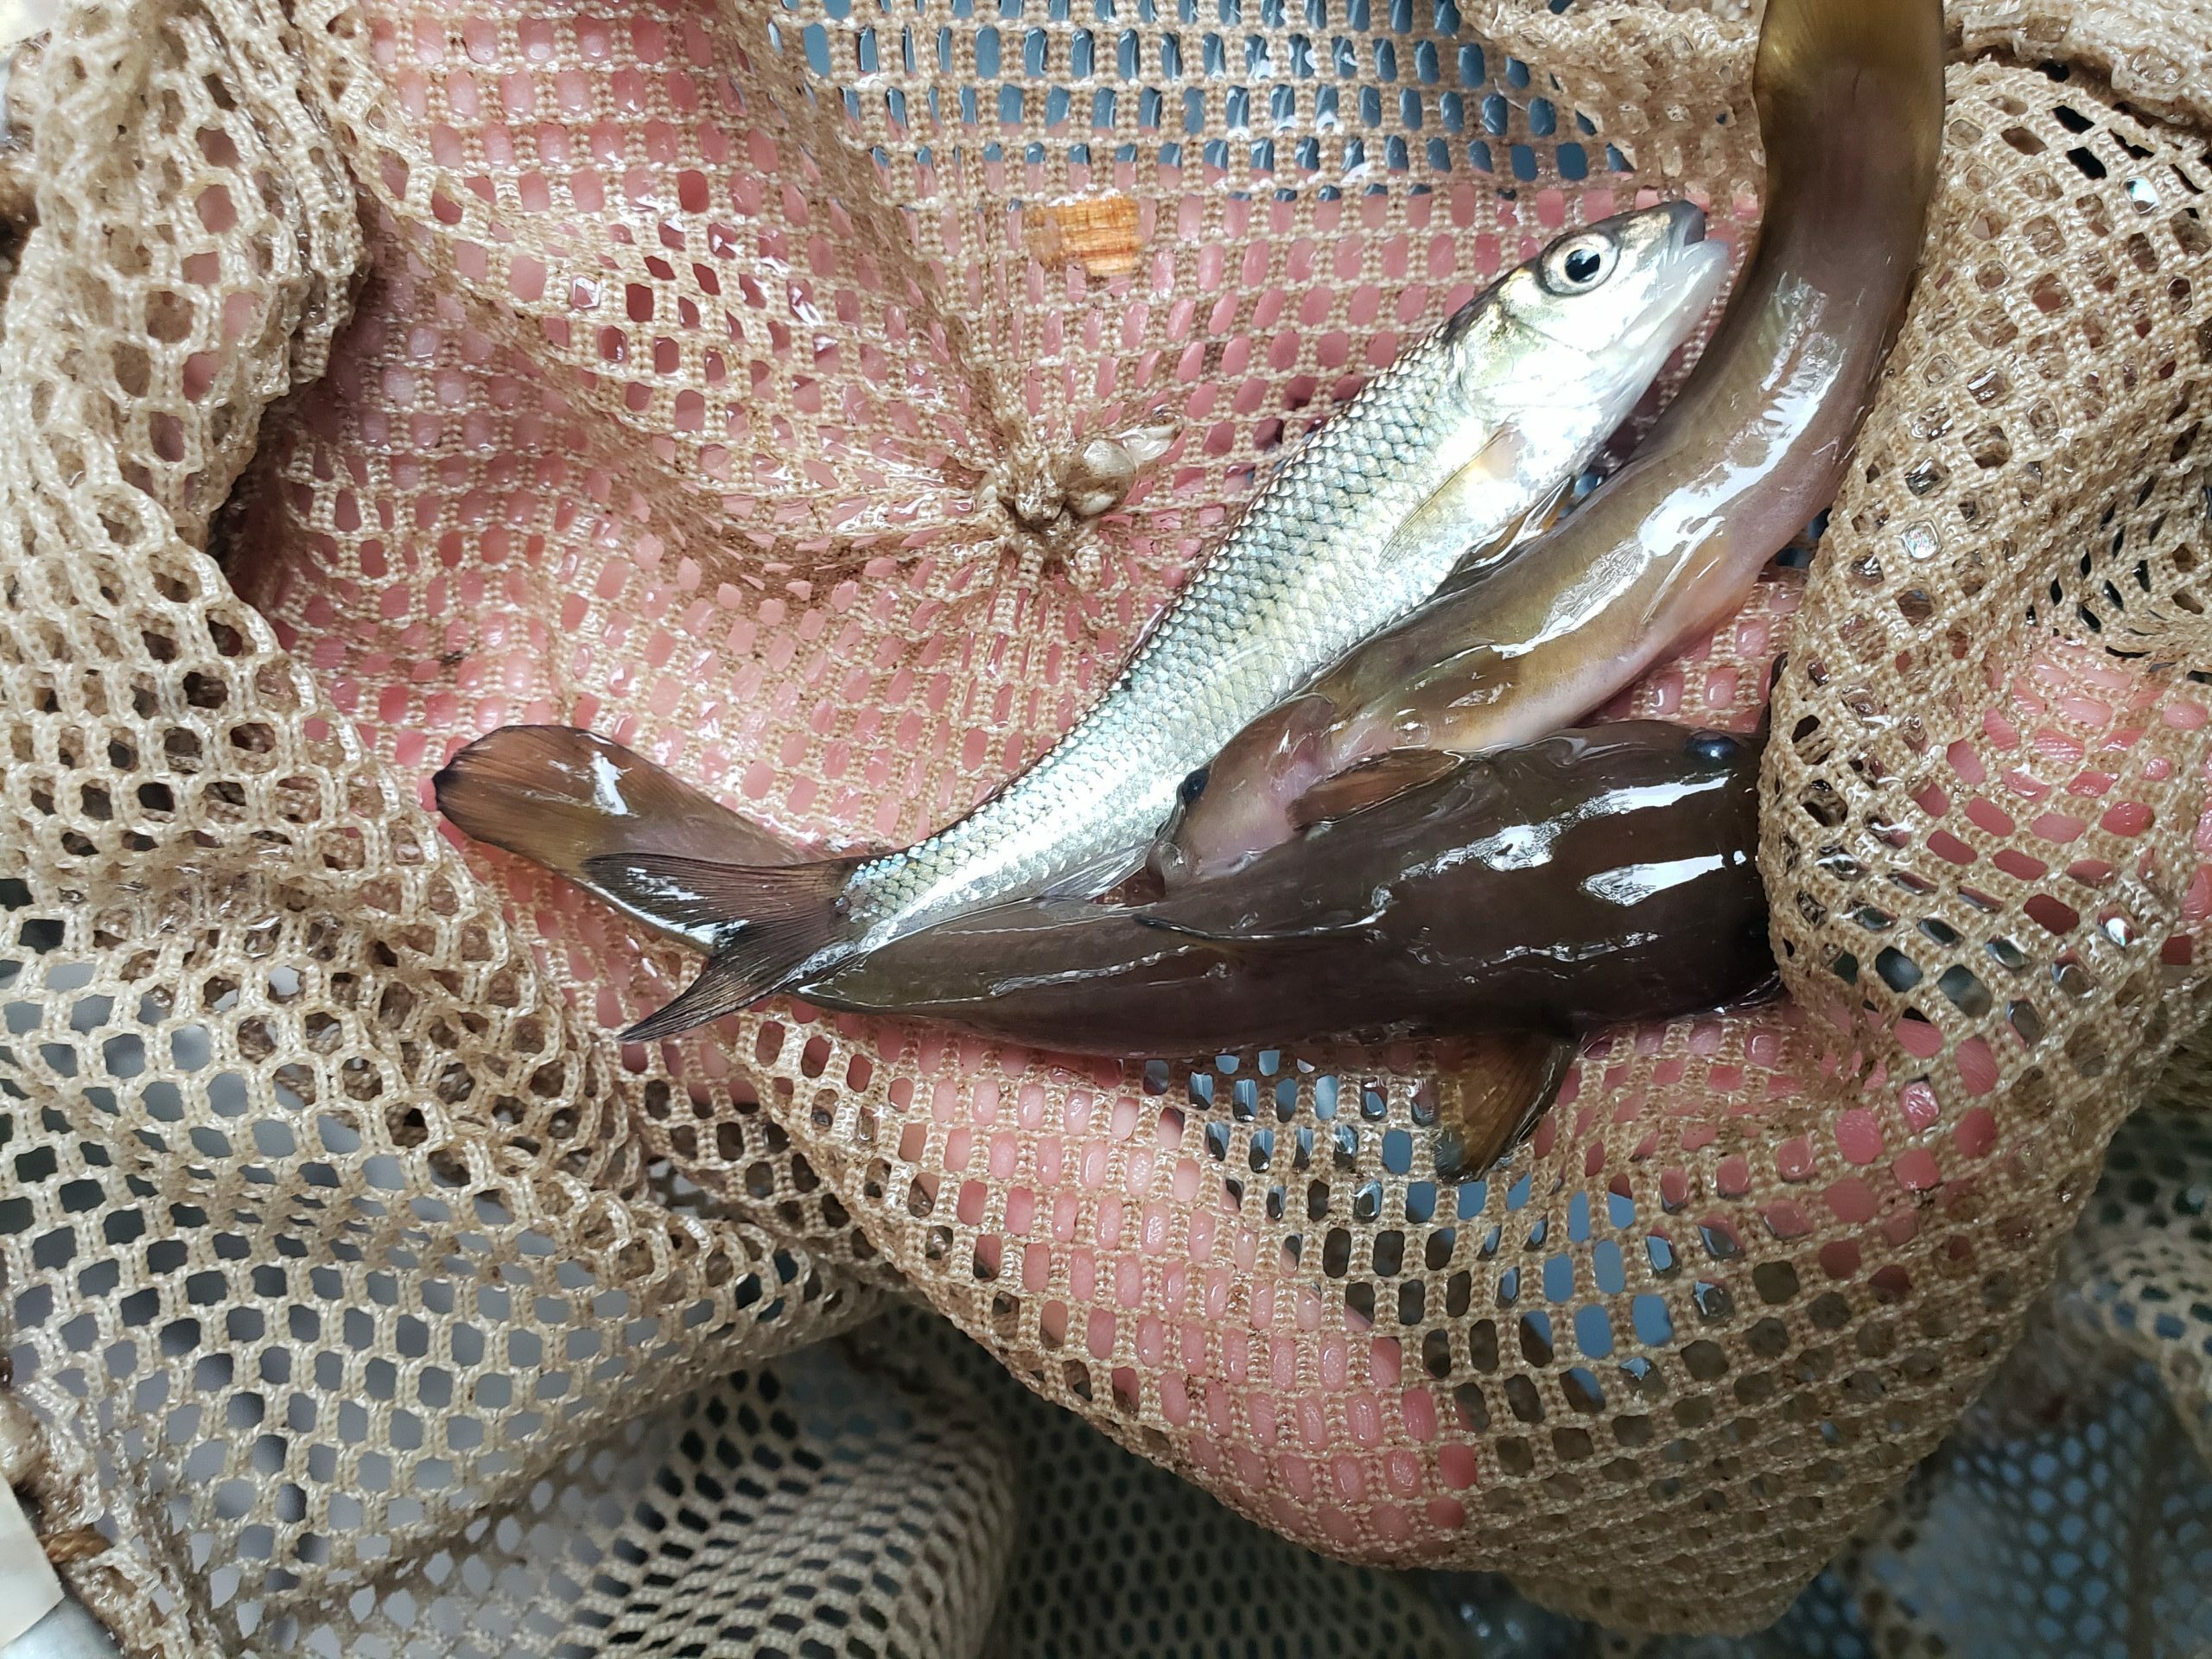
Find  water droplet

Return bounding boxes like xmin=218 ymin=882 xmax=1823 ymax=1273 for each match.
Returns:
xmin=2126 ymin=176 xmax=2161 ymax=212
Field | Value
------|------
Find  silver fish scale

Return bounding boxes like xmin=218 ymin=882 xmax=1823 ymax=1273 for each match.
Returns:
xmin=839 ymin=311 xmax=1509 ymax=949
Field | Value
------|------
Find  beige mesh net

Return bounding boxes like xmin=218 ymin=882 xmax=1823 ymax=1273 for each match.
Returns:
xmin=5 ymin=0 xmax=2212 ymax=1649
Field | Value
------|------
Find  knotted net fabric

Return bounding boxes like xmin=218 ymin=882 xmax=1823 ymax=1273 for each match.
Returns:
xmin=5 ymin=0 xmax=2212 ymax=1649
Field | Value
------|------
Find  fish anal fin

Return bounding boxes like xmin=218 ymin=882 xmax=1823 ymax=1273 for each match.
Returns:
xmin=1429 ymin=1031 xmax=1576 ymax=1181
xmin=1290 ymin=748 xmax=1463 ymax=830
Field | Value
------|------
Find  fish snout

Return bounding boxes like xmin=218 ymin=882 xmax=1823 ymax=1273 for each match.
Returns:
xmin=1624 ymin=202 xmax=1730 ymax=349
xmin=1658 ymin=198 xmax=1709 ymax=252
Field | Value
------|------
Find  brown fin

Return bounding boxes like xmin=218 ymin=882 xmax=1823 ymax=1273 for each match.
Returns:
xmin=434 ymin=726 xmax=802 ymax=878
xmin=619 ymin=953 xmax=760 ymax=1042
xmin=1289 ymin=748 xmax=1464 ymax=831
xmin=1429 ymin=1031 xmax=1576 ymax=1182
xmin=588 ymin=852 xmax=866 ymax=1037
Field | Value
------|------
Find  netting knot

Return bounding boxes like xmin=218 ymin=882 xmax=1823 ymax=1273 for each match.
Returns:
xmin=986 ymin=424 xmax=1177 ymax=550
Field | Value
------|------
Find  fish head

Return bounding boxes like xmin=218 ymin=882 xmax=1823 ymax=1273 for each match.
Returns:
xmin=1478 ymin=200 xmax=1730 ymax=416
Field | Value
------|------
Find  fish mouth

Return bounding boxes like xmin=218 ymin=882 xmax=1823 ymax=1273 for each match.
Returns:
xmin=1659 ymin=199 xmax=1710 ymax=251
xmin=1646 ymin=202 xmax=1728 ymax=335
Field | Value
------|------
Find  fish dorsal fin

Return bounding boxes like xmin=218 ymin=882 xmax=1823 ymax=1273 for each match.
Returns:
xmin=1289 ymin=748 xmax=1463 ymax=830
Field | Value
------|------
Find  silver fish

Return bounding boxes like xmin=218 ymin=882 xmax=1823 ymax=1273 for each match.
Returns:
xmin=457 ymin=203 xmax=1728 ymax=1039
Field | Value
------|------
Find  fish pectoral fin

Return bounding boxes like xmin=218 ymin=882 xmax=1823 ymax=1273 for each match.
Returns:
xmin=1288 ymin=747 xmax=1463 ymax=830
xmin=1429 ymin=1030 xmax=1578 ymax=1181
xmin=1366 ymin=422 xmax=1528 ymax=584
xmin=1441 ymin=471 xmax=1573 ymax=593
xmin=1037 ymin=841 xmax=1151 ymax=900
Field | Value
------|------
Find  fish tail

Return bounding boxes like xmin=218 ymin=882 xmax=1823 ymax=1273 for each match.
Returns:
xmin=434 ymin=726 xmax=804 ymax=881
xmin=582 ymin=852 xmax=868 ymax=1040
xmin=434 ymin=728 xmax=868 ymax=1039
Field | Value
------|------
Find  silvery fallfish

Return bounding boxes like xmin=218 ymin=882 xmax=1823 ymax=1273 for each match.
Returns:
xmin=1160 ymin=0 xmax=1943 ymax=881
xmin=445 ymin=206 xmax=1729 ymax=1040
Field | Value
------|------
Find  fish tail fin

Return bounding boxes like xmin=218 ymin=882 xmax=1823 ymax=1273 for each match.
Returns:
xmin=583 ymin=852 xmax=867 ymax=1039
xmin=434 ymin=726 xmax=804 ymax=880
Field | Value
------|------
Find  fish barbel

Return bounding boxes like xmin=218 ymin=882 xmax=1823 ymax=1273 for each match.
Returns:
xmin=442 ymin=205 xmax=1728 ymax=1039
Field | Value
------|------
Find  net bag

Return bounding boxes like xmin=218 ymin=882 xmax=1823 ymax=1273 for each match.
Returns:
xmin=3 ymin=0 xmax=2212 ymax=1649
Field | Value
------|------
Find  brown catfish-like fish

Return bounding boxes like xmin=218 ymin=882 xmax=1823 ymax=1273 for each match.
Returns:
xmin=1159 ymin=0 xmax=1944 ymax=882
xmin=813 ymin=722 xmax=1771 ymax=1041
xmin=438 ymin=722 xmax=1775 ymax=1166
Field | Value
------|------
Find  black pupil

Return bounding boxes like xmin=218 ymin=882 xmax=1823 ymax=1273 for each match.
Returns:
xmin=1686 ymin=731 xmax=1739 ymax=765
xmin=1178 ymin=765 xmax=1211 ymax=805
xmin=1563 ymin=246 xmax=1604 ymax=283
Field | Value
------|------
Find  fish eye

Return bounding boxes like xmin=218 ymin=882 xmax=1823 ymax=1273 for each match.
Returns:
xmin=1685 ymin=730 xmax=1741 ymax=766
xmin=1178 ymin=765 xmax=1211 ymax=806
xmin=1541 ymin=232 xmax=1618 ymax=295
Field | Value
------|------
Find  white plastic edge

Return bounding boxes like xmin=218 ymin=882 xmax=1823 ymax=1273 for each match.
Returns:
xmin=0 ymin=1480 xmax=62 ymax=1651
